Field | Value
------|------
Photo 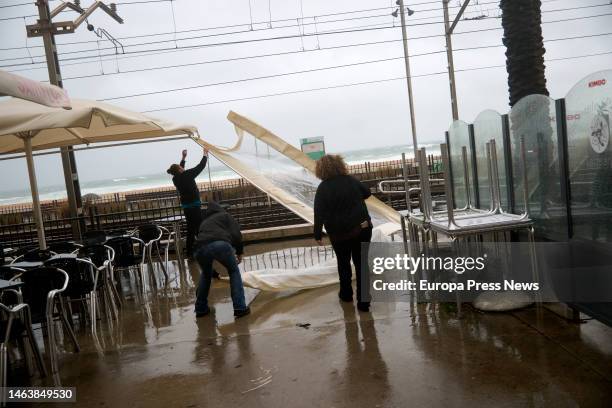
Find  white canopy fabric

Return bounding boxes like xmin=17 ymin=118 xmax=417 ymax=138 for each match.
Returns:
xmin=0 ymin=97 xmax=198 ymax=248
xmin=224 ymin=110 xmax=401 ymax=225
xmin=0 ymin=69 xmax=71 ymax=109
xmin=0 ymin=98 xmax=197 ymax=154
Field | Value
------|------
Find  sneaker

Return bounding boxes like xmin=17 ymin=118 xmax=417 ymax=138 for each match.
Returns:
xmin=234 ymin=307 xmax=251 ymax=318
xmin=357 ymin=302 xmax=370 ymax=312
xmin=195 ymin=308 xmax=211 ymax=318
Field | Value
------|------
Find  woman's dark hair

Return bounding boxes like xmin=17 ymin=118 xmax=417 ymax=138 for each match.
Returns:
xmin=167 ymin=164 xmax=181 ymax=176
xmin=315 ymin=154 xmax=349 ymax=180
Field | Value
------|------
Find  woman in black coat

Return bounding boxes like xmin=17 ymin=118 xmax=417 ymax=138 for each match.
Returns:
xmin=314 ymin=154 xmax=373 ymax=312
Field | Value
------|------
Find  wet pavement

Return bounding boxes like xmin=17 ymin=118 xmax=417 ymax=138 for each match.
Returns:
xmin=15 ymin=239 xmax=612 ymax=407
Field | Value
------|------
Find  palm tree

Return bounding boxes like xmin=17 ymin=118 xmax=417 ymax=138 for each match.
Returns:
xmin=501 ymin=0 xmax=553 ymax=217
xmin=500 ymin=0 xmax=549 ymax=106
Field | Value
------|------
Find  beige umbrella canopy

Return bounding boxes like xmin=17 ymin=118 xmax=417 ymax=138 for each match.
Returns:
xmin=0 ymin=97 xmax=198 ymax=248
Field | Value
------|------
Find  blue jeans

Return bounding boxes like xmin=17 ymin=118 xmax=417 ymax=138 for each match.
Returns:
xmin=194 ymin=240 xmax=247 ymax=313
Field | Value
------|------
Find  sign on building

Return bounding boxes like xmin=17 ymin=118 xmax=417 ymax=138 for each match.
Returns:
xmin=300 ymin=136 xmax=325 ymax=160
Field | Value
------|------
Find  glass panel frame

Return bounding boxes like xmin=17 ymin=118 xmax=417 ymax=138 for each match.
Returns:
xmin=508 ymin=94 xmax=565 ymax=237
xmin=473 ymin=109 xmax=508 ymax=211
xmin=565 ymin=70 xmax=612 ymax=242
xmin=447 ymin=120 xmax=476 ymax=209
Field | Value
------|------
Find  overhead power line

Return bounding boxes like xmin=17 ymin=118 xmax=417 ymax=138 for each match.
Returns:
xmin=140 ymin=50 xmax=612 ymax=114
xmin=2 ymin=9 xmax=610 ymax=70
xmin=0 ymin=0 xmax=502 ymax=49
xmin=0 ymin=0 xmax=592 ymax=52
xmin=100 ymin=45 xmax=612 ymax=102
xmin=0 ymin=11 xmax=429 ymax=61
xmin=0 ymin=2 xmax=35 ymax=9
xmin=0 ymin=0 xmax=176 ymax=19
xmin=55 ymin=31 xmax=611 ymax=82
xmin=4 ymin=0 xmax=605 ymax=59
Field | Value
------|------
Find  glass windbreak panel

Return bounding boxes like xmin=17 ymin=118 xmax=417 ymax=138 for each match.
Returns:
xmin=473 ymin=110 xmax=508 ymax=210
xmin=509 ymin=94 xmax=565 ymax=237
xmin=448 ymin=120 xmax=475 ymax=209
xmin=565 ymin=70 xmax=612 ymax=242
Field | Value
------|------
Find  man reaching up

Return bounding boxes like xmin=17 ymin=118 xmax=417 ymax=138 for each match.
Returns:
xmin=167 ymin=148 xmax=208 ymax=255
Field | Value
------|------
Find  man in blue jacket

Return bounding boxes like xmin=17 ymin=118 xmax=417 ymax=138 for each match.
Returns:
xmin=193 ymin=202 xmax=249 ymax=319
xmin=167 ymin=148 xmax=208 ymax=255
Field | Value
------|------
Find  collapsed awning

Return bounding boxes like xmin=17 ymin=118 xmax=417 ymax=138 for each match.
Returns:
xmin=0 ymin=97 xmax=198 ymax=248
xmin=0 ymin=97 xmax=197 ymax=154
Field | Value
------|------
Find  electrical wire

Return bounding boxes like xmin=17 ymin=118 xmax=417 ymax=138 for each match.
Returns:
xmin=0 ymin=0 xmax=576 ymax=48
xmin=0 ymin=2 xmax=35 ymax=9
xmin=2 ymin=9 xmax=610 ymax=70
xmin=54 ymin=31 xmax=612 ymax=82
xmin=139 ymin=50 xmax=612 ymax=113
xmin=100 ymin=46 xmax=612 ymax=102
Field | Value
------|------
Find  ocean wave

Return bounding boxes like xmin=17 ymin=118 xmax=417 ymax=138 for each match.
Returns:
xmin=0 ymin=196 xmax=27 ymax=203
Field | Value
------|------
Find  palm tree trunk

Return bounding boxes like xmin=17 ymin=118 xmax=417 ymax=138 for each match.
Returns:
xmin=500 ymin=0 xmax=549 ymax=106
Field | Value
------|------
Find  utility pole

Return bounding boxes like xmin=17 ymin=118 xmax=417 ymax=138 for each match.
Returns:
xmin=27 ymin=0 xmax=123 ymax=238
xmin=443 ymin=0 xmax=471 ymax=121
xmin=397 ymin=0 xmax=419 ymax=160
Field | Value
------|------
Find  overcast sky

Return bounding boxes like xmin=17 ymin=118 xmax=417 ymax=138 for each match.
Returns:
xmin=1 ymin=0 xmax=611 ymax=191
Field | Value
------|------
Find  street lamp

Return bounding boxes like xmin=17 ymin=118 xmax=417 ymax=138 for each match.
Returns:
xmin=392 ymin=0 xmax=419 ymax=160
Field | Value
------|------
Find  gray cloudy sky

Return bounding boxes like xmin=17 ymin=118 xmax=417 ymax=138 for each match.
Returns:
xmin=1 ymin=0 xmax=611 ymax=191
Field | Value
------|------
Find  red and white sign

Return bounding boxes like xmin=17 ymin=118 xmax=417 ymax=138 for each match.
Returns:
xmin=0 ymin=69 xmax=71 ymax=109
xmin=588 ymin=79 xmax=607 ymax=88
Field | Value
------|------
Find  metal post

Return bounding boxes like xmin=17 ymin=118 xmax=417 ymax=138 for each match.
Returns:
xmin=34 ymin=0 xmax=83 ymax=237
xmin=501 ymin=114 xmax=515 ymax=213
xmin=443 ymin=0 xmax=471 ymax=121
xmin=468 ymin=123 xmax=479 ymax=207
xmin=23 ymin=137 xmax=47 ymax=249
xmin=555 ymin=98 xmax=573 ymax=239
xmin=398 ymin=0 xmax=419 ymax=159
xmin=443 ymin=0 xmax=459 ymax=120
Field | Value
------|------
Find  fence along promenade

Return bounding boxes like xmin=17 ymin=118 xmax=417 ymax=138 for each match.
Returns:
xmin=0 ymin=156 xmax=444 ymax=248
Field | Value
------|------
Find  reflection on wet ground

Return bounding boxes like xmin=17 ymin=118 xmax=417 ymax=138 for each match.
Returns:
xmin=16 ymin=239 xmax=612 ymax=407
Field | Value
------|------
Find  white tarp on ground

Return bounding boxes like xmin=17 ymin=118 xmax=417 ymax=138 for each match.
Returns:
xmin=197 ymin=111 xmax=403 ymax=291
xmin=241 ymin=256 xmax=340 ymax=291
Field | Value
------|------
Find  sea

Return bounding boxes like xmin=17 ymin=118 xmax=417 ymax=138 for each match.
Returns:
xmin=0 ymin=143 xmax=442 ymax=206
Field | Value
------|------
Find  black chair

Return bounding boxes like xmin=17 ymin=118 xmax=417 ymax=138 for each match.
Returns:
xmin=47 ymin=241 xmax=82 ymax=255
xmin=0 ymin=243 xmax=5 ymax=266
xmin=106 ymin=229 xmax=128 ymax=239
xmin=105 ymin=236 xmax=144 ymax=268
xmin=82 ymin=230 xmax=107 ymax=246
xmin=106 ymin=236 xmax=146 ymax=297
xmin=0 ymin=266 xmax=25 ymax=282
xmin=79 ymin=244 xmax=122 ymax=308
xmin=45 ymin=256 xmax=115 ymax=344
xmin=9 ymin=245 xmax=39 ymax=264
xmin=0 ymin=266 xmax=25 ymax=308
xmin=10 ymin=245 xmax=37 ymax=258
xmin=15 ymin=267 xmax=79 ymax=386
xmin=21 ymin=248 xmax=54 ymax=262
xmin=44 ymin=257 xmax=95 ymax=308
xmin=137 ymin=224 xmax=169 ymax=283
xmin=138 ymin=224 xmax=161 ymax=244
xmin=79 ymin=244 xmax=109 ymax=268
xmin=1 ymin=301 xmax=48 ymax=399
